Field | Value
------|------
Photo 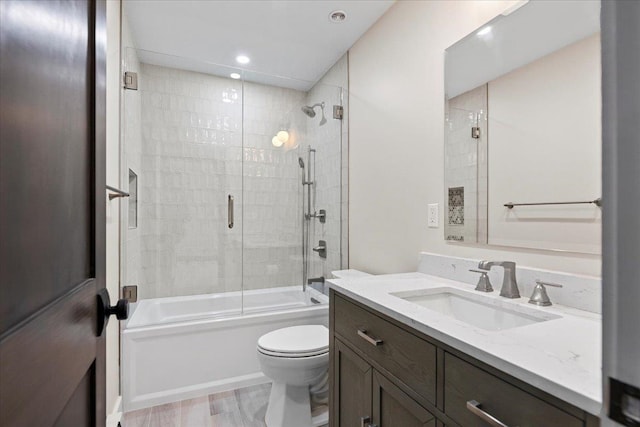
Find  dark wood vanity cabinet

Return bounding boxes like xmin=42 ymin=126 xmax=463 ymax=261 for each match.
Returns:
xmin=333 ymin=339 xmax=372 ymax=427
xmin=329 ymin=290 xmax=599 ymax=427
xmin=333 ymin=338 xmax=436 ymax=427
xmin=373 ymin=370 xmax=437 ymax=427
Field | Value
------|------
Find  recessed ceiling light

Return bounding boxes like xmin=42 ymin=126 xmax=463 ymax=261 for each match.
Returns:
xmin=329 ymin=10 xmax=347 ymax=23
xmin=476 ymin=26 xmax=492 ymax=36
xmin=236 ymin=55 xmax=250 ymax=64
xmin=230 ymin=73 xmax=241 ymax=80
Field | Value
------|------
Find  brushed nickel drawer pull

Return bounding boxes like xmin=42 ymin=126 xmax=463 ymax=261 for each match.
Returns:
xmin=357 ymin=329 xmax=383 ymax=346
xmin=466 ymin=400 xmax=509 ymax=427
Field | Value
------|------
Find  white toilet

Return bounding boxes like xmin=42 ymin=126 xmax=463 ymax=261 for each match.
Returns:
xmin=257 ymin=325 xmax=329 ymax=427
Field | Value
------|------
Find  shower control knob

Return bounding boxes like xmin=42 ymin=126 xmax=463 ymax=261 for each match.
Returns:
xmin=97 ymin=288 xmax=129 ymax=337
xmin=312 ymin=240 xmax=327 ymax=258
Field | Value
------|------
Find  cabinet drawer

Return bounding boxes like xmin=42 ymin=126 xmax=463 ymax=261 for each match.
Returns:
xmin=444 ymin=353 xmax=583 ymax=427
xmin=334 ymin=295 xmax=437 ymax=405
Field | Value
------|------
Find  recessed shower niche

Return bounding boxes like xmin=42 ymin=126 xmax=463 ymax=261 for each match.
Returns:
xmin=448 ymin=187 xmax=464 ymax=226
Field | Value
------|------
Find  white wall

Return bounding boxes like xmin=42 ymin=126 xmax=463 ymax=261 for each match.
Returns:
xmin=105 ymin=0 xmax=122 ymax=419
xmin=488 ymin=34 xmax=601 ymax=253
xmin=348 ymin=0 xmax=600 ymax=277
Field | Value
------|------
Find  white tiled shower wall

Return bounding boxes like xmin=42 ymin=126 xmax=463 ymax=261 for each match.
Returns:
xmin=124 ymin=58 xmax=347 ymax=299
xmin=242 ymin=81 xmax=308 ymax=291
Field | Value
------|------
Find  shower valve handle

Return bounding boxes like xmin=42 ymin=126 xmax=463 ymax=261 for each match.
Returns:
xmin=312 ymin=240 xmax=327 ymax=259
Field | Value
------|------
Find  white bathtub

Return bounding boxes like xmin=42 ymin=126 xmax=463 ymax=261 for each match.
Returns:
xmin=122 ymin=286 xmax=329 ymax=411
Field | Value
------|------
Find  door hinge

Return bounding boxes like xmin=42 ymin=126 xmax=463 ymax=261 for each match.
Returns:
xmin=471 ymin=127 xmax=480 ymax=139
xmin=333 ymin=105 xmax=344 ymax=120
xmin=124 ymin=71 xmax=138 ymax=90
xmin=122 ymin=285 xmax=138 ymax=302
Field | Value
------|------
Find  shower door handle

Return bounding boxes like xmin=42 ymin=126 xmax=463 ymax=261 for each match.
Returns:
xmin=228 ymin=195 xmax=234 ymax=229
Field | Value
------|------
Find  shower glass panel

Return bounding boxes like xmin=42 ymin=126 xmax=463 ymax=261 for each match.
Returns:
xmin=121 ymin=48 xmax=344 ymax=316
xmin=121 ymin=48 xmax=244 ymax=316
xmin=241 ymin=76 xmax=343 ymax=308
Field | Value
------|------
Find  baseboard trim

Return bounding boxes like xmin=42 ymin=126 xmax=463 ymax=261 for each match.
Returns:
xmin=124 ymin=373 xmax=269 ymax=412
xmin=106 ymin=396 xmax=123 ymax=427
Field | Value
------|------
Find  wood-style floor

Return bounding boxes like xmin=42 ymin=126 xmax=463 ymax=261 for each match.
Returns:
xmin=122 ymin=383 xmax=271 ymax=427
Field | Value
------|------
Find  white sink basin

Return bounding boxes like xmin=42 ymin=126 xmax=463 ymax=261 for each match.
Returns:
xmin=390 ymin=287 xmax=561 ymax=331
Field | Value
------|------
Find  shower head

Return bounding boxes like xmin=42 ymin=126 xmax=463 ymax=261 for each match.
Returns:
xmin=301 ymin=105 xmax=316 ymax=118
xmin=301 ymin=102 xmax=325 ymax=119
xmin=298 ymin=157 xmax=305 ymax=168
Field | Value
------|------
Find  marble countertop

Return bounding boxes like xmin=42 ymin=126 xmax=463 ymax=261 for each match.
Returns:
xmin=328 ymin=272 xmax=602 ymax=416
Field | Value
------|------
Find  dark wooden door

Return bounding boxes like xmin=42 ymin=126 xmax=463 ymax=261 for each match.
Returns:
xmin=332 ymin=339 xmax=373 ymax=427
xmin=372 ymin=371 xmax=436 ymax=427
xmin=0 ymin=1 xmax=107 ymax=426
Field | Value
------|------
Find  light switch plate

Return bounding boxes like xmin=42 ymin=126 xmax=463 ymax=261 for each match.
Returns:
xmin=428 ymin=203 xmax=439 ymax=228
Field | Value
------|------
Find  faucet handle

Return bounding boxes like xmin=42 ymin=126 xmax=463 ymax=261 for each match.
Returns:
xmin=469 ymin=269 xmax=494 ymax=293
xmin=529 ymin=280 xmax=563 ymax=306
xmin=535 ymin=279 xmax=563 ymax=288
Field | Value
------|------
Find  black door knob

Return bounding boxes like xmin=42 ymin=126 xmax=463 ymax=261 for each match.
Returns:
xmin=97 ymin=288 xmax=129 ymax=337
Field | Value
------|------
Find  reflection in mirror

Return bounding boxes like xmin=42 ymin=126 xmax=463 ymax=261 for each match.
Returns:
xmin=444 ymin=0 xmax=601 ymax=254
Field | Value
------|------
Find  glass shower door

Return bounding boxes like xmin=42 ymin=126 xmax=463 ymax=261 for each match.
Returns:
xmin=121 ymin=48 xmax=245 ymax=316
xmin=240 ymin=75 xmax=344 ymax=312
xmin=121 ymin=47 xmax=347 ymax=316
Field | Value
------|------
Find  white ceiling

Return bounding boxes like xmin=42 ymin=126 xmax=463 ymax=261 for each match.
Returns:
xmin=123 ymin=0 xmax=395 ymax=91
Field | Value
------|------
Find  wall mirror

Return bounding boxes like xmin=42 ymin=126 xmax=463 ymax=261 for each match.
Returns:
xmin=444 ymin=0 xmax=601 ymax=254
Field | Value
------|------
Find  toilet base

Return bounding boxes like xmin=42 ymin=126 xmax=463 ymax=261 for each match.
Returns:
xmin=265 ymin=382 xmax=312 ymax=427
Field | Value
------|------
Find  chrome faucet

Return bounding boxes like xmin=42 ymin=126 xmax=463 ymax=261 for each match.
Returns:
xmin=478 ymin=261 xmax=520 ymax=298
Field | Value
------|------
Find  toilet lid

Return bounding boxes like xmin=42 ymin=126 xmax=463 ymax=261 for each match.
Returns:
xmin=258 ymin=325 xmax=328 ymax=357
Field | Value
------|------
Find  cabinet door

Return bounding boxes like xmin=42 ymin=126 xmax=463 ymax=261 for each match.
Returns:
xmin=373 ymin=371 xmax=436 ymax=427
xmin=333 ymin=339 xmax=373 ymax=427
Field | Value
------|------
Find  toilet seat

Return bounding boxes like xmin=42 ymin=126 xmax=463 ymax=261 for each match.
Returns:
xmin=257 ymin=325 xmax=328 ymax=358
